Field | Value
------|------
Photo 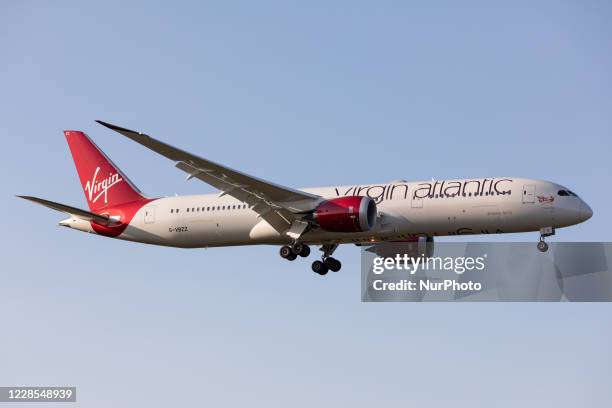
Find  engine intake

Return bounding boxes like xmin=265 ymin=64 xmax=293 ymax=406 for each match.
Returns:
xmin=314 ymin=196 xmax=377 ymax=232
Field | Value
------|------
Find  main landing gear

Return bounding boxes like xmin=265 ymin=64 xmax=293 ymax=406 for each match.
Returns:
xmin=279 ymin=243 xmax=310 ymax=260
xmin=537 ymin=227 xmax=555 ymax=252
xmin=279 ymin=242 xmax=342 ymax=275
xmin=311 ymin=244 xmax=341 ymax=275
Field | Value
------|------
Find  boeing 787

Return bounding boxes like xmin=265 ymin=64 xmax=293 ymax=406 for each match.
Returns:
xmin=19 ymin=121 xmax=593 ymax=275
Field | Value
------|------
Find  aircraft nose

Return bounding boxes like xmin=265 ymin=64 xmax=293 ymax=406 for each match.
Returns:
xmin=580 ymin=201 xmax=593 ymax=222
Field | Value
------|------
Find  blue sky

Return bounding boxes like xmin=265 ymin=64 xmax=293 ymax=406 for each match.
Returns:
xmin=1 ymin=1 xmax=611 ymax=406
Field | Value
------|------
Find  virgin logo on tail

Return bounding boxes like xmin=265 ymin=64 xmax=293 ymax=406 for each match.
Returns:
xmin=85 ymin=167 xmax=123 ymax=204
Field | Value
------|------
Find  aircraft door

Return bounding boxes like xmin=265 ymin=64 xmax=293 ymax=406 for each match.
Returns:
xmin=144 ymin=205 xmax=156 ymax=224
xmin=522 ymin=185 xmax=535 ymax=204
xmin=411 ymin=196 xmax=423 ymax=208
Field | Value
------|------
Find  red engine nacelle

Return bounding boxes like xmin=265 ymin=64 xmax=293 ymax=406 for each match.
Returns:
xmin=314 ymin=196 xmax=377 ymax=232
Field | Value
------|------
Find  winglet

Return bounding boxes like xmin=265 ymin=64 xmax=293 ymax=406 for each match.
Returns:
xmin=95 ymin=120 xmax=136 ymax=133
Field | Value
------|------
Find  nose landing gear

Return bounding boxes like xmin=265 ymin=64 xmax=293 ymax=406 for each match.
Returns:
xmin=537 ymin=240 xmax=548 ymax=252
xmin=537 ymin=227 xmax=555 ymax=252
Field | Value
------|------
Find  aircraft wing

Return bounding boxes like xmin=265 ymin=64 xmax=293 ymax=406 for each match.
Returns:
xmin=96 ymin=120 xmax=323 ymax=232
xmin=17 ymin=195 xmax=114 ymax=225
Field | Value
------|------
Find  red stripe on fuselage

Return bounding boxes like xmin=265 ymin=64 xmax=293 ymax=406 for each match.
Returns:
xmin=90 ymin=198 xmax=157 ymax=237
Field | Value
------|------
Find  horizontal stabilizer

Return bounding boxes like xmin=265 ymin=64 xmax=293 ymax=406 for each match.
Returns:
xmin=17 ymin=195 xmax=114 ymax=225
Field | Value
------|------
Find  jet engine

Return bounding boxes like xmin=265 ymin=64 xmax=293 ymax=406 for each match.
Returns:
xmin=313 ymin=196 xmax=377 ymax=232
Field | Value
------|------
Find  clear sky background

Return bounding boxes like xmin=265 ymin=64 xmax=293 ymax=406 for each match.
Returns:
xmin=1 ymin=1 xmax=611 ymax=406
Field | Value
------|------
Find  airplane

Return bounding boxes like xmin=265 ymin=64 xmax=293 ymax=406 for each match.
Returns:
xmin=19 ymin=121 xmax=593 ymax=275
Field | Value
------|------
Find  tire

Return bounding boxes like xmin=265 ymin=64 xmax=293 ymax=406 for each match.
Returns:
xmin=325 ymin=257 xmax=341 ymax=272
xmin=311 ymin=260 xmax=328 ymax=275
xmin=299 ymin=245 xmax=311 ymax=257
xmin=280 ymin=245 xmax=293 ymax=259
xmin=286 ymin=252 xmax=297 ymax=261
xmin=537 ymin=241 xmax=549 ymax=252
xmin=292 ymin=243 xmax=304 ymax=256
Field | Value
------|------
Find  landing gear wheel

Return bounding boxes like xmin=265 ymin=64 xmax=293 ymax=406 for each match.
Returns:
xmin=311 ymin=260 xmax=328 ymax=275
xmin=298 ymin=245 xmax=311 ymax=258
xmin=280 ymin=245 xmax=296 ymax=260
xmin=291 ymin=243 xmax=304 ymax=256
xmin=537 ymin=241 xmax=549 ymax=252
xmin=324 ymin=257 xmax=342 ymax=272
xmin=537 ymin=227 xmax=554 ymax=253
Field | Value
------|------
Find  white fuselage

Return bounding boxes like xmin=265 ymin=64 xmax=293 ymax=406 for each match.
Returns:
xmin=62 ymin=177 xmax=592 ymax=248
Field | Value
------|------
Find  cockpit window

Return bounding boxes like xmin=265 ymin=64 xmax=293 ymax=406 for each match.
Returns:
xmin=558 ymin=190 xmax=578 ymax=197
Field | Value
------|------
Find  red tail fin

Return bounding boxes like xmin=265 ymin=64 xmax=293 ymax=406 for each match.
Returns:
xmin=64 ymin=130 xmax=146 ymax=212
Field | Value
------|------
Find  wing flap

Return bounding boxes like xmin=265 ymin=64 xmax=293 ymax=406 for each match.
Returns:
xmin=175 ymin=161 xmax=295 ymax=231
